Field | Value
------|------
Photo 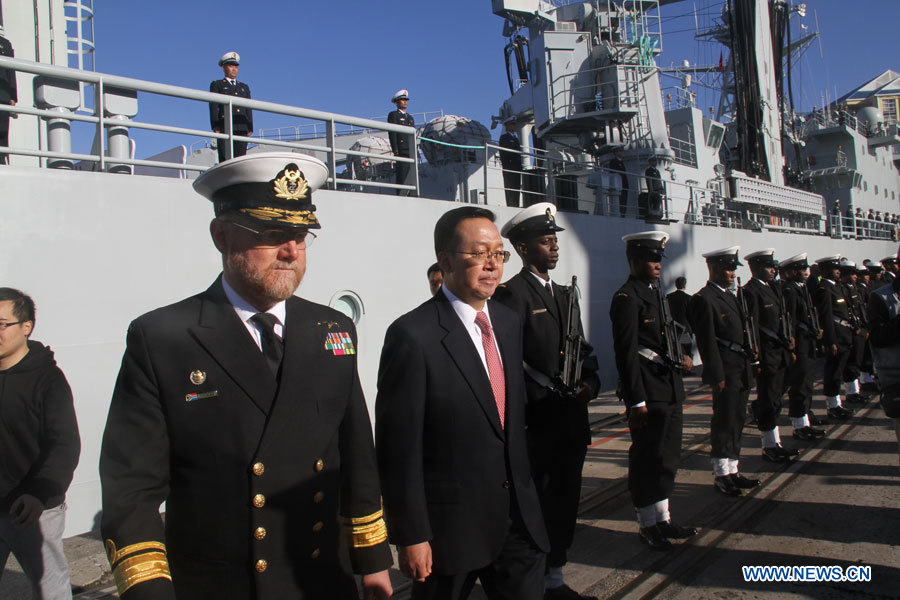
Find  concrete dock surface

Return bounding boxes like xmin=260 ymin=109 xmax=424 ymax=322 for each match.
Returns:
xmin=2 ymin=373 xmax=898 ymax=599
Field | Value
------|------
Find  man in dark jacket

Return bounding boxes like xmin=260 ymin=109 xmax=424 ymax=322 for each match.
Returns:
xmin=814 ymin=255 xmax=855 ymax=420
xmin=607 ymin=147 xmax=629 ymax=217
xmin=388 ymin=89 xmax=415 ymax=196
xmin=667 ymin=276 xmax=692 ymax=358
xmin=610 ymin=232 xmax=696 ymax=551
xmin=492 ymin=203 xmax=599 ymax=598
xmin=209 ymin=51 xmax=253 ymax=163
xmin=1 ymin=287 xmax=81 ymax=598
xmin=99 ymin=153 xmax=392 ymax=600
xmin=498 ymin=121 xmax=523 ymax=207
xmin=0 ymin=28 xmax=17 ymax=165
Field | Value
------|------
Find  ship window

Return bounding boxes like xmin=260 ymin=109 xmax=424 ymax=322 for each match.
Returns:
xmin=329 ymin=290 xmax=365 ymax=325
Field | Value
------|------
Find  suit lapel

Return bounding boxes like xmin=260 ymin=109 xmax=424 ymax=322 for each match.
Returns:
xmin=436 ymin=293 xmax=504 ymax=439
xmin=189 ymin=277 xmax=276 ymax=415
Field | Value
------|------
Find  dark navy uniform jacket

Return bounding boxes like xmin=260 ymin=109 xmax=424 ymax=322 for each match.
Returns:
xmin=100 ymin=277 xmax=390 ymax=600
xmin=742 ymin=278 xmax=790 ymax=370
xmin=688 ymin=282 xmax=752 ymax=387
xmin=610 ymin=277 xmax=684 ymax=410
xmin=498 ymin=132 xmax=523 ymax=172
xmin=387 ymin=109 xmax=414 ymax=155
xmin=815 ymin=279 xmax=853 ymax=348
xmin=209 ymin=78 xmax=253 ymax=133
xmin=0 ymin=35 xmax=16 ymax=106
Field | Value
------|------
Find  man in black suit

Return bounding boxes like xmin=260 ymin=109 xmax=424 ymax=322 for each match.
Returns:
xmin=688 ymin=247 xmax=759 ymax=497
xmin=388 ymin=89 xmax=415 ymax=195
xmin=667 ymin=276 xmax=692 ymax=358
xmin=492 ymin=203 xmax=599 ymax=599
xmin=610 ymin=232 xmax=696 ymax=551
xmin=209 ymin=51 xmax=253 ymax=163
xmin=0 ymin=28 xmax=17 ymax=165
xmin=813 ymin=255 xmax=855 ymax=420
xmin=780 ymin=253 xmax=827 ymax=442
xmin=498 ymin=121 xmax=523 ymax=207
xmin=376 ymin=206 xmax=549 ymax=600
xmin=99 ymin=153 xmax=392 ymax=600
xmin=742 ymin=249 xmax=798 ymax=462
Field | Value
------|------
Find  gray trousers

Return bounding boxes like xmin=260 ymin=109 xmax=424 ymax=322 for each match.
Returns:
xmin=0 ymin=504 xmax=72 ymax=600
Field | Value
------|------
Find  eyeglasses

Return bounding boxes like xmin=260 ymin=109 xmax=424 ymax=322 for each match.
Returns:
xmin=0 ymin=321 xmax=24 ymax=330
xmin=229 ymin=221 xmax=316 ymax=248
xmin=448 ymin=250 xmax=511 ymax=264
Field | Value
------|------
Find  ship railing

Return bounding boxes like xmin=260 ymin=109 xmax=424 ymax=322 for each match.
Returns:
xmin=0 ymin=56 xmax=419 ymax=194
xmin=256 ymin=110 xmax=445 ymax=142
xmin=829 ymin=213 xmax=899 ymax=241
xmin=546 ymin=61 xmax=645 ymax=124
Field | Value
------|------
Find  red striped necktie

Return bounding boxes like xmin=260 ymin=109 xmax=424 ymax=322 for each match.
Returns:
xmin=475 ymin=311 xmax=506 ymax=428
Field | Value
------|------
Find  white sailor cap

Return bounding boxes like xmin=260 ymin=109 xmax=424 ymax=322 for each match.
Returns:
xmin=745 ymin=248 xmax=776 ymax=265
xmin=856 ymin=264 xmax=869 ymax=274
xmin=815 ymin=254 xmax=842 ymax=266
xmin=882 ymin=254 xmax=898 ymax=265
xmin=218 ymin=52 xmax=240 ymax=66
xmin=702 ymin=246 xmax=742 ymax=267
xmin=839 ymin=259 xmax=857 ymax=271
xmin=392 ymin=89 xmax=409 ymax=102
xmin=621 ymin=230 xmax=669 ymax=257
xmin=780 ymin=253 xmax=809 ymax=269
xmin=863 ymin=259 xmax=874 ymax=267
xmin=501 ymin=202 xmax=565 ymax=240
xmin=193 ymin=152 xmax=328 ymax=229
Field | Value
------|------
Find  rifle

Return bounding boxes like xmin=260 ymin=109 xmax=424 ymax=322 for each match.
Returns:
xmin=802 ymin=283 xmax=822 ymax=338
xmin=560 ymin=276 xmax=584 ymax=394
xmin=736 ymin=277 xmax=760 ymax=360
xmin=655 ymin=283 xmax=685 ymax=368
xmin=779 ymin=289 xmax=794 ymax=349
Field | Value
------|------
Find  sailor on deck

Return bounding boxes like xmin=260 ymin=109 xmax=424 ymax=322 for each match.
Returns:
xmin=388 ymin=89 xmax=415 ymax=196
xmin=209 ymin=51 xmax=253 ymax=163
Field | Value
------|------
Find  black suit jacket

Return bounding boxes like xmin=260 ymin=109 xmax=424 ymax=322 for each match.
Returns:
xmin=491 ymin=270 xmax=599 ymax=444
xmin=209 ymin=78 xmax=253 ymax=133
xmin=611 ymin=277 xmax=685 ymax=409
xmin=387 ymin=109 xmax=414 ymax=155
xmin=375 ymin=290 xmax=549 ymax=575
xmin=666 ymin=289 xmax=692 ymax=335
xmin=100 ymin=277 xmax=390 ymax=600
xmin=688 ymin=282 xmax=752 ymax=387
xmin=498 ymin=132 xmax=523 ymax=171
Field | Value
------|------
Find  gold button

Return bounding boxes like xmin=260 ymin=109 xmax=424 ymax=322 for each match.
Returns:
xmin=312 ymin=521 xmax=324 ymax=532
xmin=255 ymin=559 xmax=268 ymax=573
xmin=253 ymin=494 xmax=266 ymax=508
xmin=252 ymin=462 xmax=265 ymax=476
xmin=311 ymin=548 xmax=320 ymax=559
xmin=254 ymin=527 xmax=267 ymax=540
xmin=313 ymin=491 xmax=324 ymax=503
xmin=314 ymin=459 xmax=325 ymax=472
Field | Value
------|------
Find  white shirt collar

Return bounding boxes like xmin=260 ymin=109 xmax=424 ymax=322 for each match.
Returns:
xmin=528 ymin=270 xmax=553 ymax=291
xmin=441 ymin=285 xmax=491 ymax=328
xmin=709 ymin=280 xmax=730 ymax=294
xmin=222 ymin=275 xmax=286 ymax=337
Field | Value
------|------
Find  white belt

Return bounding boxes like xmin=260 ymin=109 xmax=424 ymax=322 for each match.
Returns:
xmin=637 ymin=347 xmax=666 ymax=365
xmin=832 ymin=317 xmax=852 ymax=328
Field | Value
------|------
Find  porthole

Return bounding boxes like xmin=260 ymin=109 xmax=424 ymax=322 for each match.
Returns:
xmin=329 ymin=290 xmax=365 ymax=325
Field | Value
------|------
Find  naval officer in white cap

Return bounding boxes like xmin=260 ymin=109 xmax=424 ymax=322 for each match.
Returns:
xmin=741 ymin=249 xmax=799 ymax=462
xmin=388 ymin=89 xmax=415 ymax=195
xmin=100 ymin=153 xmax=393 ymax=599
xmin=209 ymin=51 xmax=253 ymax=163
xmin=688 ymin=247 xmax=759 ymax=496
xmin=610 ymin=231 xmax=696 ymax=551
xmin=813 ymin=255 xmax=855 ymax=420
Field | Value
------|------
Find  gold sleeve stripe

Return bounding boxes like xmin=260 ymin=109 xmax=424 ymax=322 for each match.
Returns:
xmin=348 ymin=517 xmax=388 ymax=548
xmin=343 ymin=507 xmax=384 ymax=526
xmin=112 ymin=551 xmax=172 ymax=595
xmin=106 ymin=540 xmax=167 ymax=566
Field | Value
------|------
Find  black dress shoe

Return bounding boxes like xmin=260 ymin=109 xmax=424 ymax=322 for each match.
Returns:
xmin=776 ymin=443 xmax=800 ymax=457
xmin=793 ymin=427 xmax=817 ymax=441
xmin=763 ymin=446 xmax=791 ymax=462
xmin=656 ymin=520 xmax=698 ymax=539
xmin=638 ymin=525 xmax=673 ymax=550
xmin=809 ymin=426 xmax=826 ymax=438
xmin=846 ymin=393 xmax=866 ymax=404
xmin=827 ymin=406 xmax=853 ymax=420
xmin=808 ymin=411 xmax=829 ymax=426
xmin=544 ymin=583 xmax=599 ymax=600
xmin=714 ymin=475 xmax=742 ymax=496
xmin=730 ymin=473 xmax=761 ymax=489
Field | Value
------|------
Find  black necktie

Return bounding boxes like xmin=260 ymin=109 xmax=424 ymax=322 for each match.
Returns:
xmin=545 ymin=282 xmax=553 ymax=297
xmin=251 ymin=313 xmax=284 ymax=378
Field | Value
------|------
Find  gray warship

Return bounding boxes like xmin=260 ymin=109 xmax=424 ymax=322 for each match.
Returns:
xmin=0 ymin=0 xmax=897 ymax=539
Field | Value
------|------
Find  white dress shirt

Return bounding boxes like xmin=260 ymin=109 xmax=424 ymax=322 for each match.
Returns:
xmin=528 ymin=271 xmax=554 ymax=295
xmin=222 ymin=276 xmax=286 ymax=350
xmin=441 ymin=286 xmax=503 ymax=376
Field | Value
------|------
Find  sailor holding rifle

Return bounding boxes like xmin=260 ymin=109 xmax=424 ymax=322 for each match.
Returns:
xmin=813 ymin=255 xmax=855 ymax=420
xmin=609 ymin=231 xmax=697 ymax=551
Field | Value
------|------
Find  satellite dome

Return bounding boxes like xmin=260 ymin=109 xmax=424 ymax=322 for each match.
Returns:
xmin=348 ymin=136 xmax=393 ymax=173
xmin=856 ymin=106 xmax=883 ymax=129
xmin=420 ymin=115 xmax=491 ymax=164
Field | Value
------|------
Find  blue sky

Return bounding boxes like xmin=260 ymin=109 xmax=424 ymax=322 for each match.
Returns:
xmin=87 ymin=0 xmax=897 ymax=157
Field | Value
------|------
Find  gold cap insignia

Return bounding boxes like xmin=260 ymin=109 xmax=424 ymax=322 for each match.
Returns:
xmin=272 ymin=163 xmax=309 ymax=201
xmin=189 ymin=370 xmax=206 ymax=385
xmin=660 ymin=238 xmax=667 ymax=250
xmin=546 ymin=208 xmax=555 ymax=223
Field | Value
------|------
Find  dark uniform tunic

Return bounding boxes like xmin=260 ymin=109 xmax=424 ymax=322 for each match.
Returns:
xmin=644 ymin=165 xmax=664 ymax=219
xmin=815 ymin=279 xmax=854 ymax=397
xmin=842 ymin=281 xmax=868 ymax=385
xmin=857 ymin=281 xmax=874 ymax=376
xmin=607 ymin=156 xmax=629 ymax=217
xmin=688 ymin=282 xmax=753 ymax=460
xmin=492 ymin=269 xmax=599 ymax=568
xmin=0 ymin=35 xmax=17 ymax=164
xmin=99 ymin=278 xmax=391 ymax=600
xmin=783 ymin=281 xmax=818 ymax=418
xmin=387 ymin=109 xmax=415 ymax=193
xmin=209 ymin=78 xmax=253 ymax=162
xmin=610 ymin=277 xmax=685 ymax=508
xmin=742 ymin=278 xmax=791 ymax=431
xmin=498 ymin=131 xmax=523 ymax=207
